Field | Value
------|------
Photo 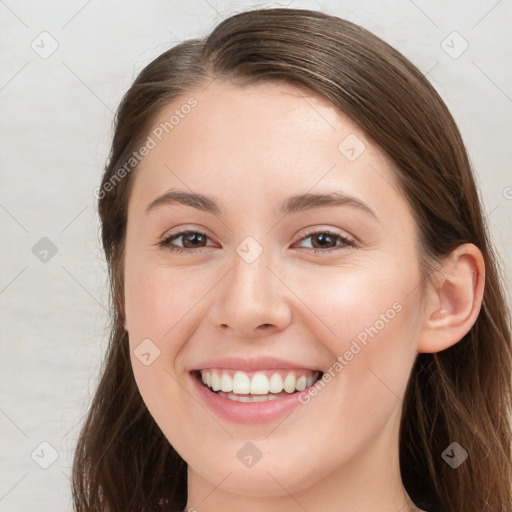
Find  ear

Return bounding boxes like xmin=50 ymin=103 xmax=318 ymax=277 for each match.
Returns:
xmin=417 ymin=243 xmax=485 ymax=354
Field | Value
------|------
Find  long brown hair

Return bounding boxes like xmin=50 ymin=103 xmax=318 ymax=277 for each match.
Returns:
xmin=72 ymin=8 xmax=512 ymax=511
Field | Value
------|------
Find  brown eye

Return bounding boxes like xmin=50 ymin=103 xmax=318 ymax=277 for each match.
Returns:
xmin=295 ymin=230 xmax=356 ymax=253
xmin=179 ymin=232 xmax=208 ymax=248
xmin=159 ymin=230 xmax=212 ymax=253
xmin=309 ymin=232 xmax=338 ymax=249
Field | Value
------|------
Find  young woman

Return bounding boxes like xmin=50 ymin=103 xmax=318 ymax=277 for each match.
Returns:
xmin=72 ymin=8 xmax=512 ymax=512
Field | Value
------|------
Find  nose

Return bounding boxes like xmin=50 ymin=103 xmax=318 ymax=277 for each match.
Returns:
xmin=208 ymin=243 xmax=292 ymax=339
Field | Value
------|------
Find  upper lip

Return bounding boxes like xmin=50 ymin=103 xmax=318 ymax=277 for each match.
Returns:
xmin=191 ymin=356 xmax=322 ymax=372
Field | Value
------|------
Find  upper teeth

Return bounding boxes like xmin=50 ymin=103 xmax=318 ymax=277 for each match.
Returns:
xmin=199 ymin=369 xmax=319 ymax=394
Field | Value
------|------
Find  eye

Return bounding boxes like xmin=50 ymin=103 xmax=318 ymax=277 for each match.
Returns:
xmin=159 ymin=230 xmax=214 ymax=253
xmin=158 ymin=228 xmax=357 ymax=254
xmin=293 ymin=229 xmax=357 ymax=253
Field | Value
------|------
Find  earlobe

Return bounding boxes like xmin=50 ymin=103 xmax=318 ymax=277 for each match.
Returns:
xmin=417 ymin=244 xmax=485 ymax=354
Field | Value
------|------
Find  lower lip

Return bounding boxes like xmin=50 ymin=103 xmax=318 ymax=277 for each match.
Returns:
xmin=190 ymin=372 xmax=306 ymax=424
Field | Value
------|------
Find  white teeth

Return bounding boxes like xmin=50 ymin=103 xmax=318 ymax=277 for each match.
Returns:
xmin=283 ymin=373 xmax=296 ymax=393
xmin=218 ymin=390 xmax=286 ymax=402
xmin=232 ymin=371 xmax=250 ymax=394
xmin=269 ymin=373 xmax=283 ymax=393
xmin=220 ymin=373 xmax=232 ymax=392
xmin=250 ymin=372 xmax=269 ymax=394
xmin=199 ymin=369 xmax=320 ymax=395
xmin=211 ymin=372 xmax=222 ymax=391
xmin=295 ymin=375 xmax=307 ymax=391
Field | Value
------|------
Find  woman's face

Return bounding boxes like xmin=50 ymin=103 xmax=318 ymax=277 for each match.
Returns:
xmin=123 ymin=79 xmax=427 ymax=498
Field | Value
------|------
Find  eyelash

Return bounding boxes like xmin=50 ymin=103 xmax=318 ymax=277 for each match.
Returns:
xmin=158 ymin=229 xmax=357 ymax=254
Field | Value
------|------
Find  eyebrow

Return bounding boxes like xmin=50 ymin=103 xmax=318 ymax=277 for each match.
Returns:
xmin=145 ymin=188 xmax=378 ymax=220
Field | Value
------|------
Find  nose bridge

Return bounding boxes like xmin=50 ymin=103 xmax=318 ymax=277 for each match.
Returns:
xmin=230 ymin=234 xmax=276 ymax=303
xmin=209 ymin=234 xmax=291 ymax=336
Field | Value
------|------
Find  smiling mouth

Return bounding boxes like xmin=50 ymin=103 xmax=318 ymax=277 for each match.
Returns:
xmin=192 ymin=368 xmax=324 ymax=402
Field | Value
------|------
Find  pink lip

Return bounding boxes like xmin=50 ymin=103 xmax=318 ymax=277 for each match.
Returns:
xmin=190 ymin=371 xmax=306 ymax=424
xmin=191 ymin=356 xmax=320 ymax=372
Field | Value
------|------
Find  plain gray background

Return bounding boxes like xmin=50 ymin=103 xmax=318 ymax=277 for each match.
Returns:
xmin=1 ymin=0 xmax=511 ymax=510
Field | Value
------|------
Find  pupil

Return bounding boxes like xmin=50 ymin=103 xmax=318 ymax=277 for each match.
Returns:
xmin=185 ymin=233 xmax=204 ymax=247
xmin=315 ymin=233 xmax=332 ymax=248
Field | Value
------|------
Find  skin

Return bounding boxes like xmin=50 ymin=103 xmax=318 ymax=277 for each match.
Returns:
xmin=123 ymin=78 xmax=485 ymax=512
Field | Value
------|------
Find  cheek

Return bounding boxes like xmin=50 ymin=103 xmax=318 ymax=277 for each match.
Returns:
xmin=125 ymin=263 xmax=217 ymax=342
xmin=293 ymin=263 xmax=421 ymax=405
xmin=123 ymin=258 xmax=222 ymax=409
xmin=291 ymin=263 xmax=416 ymax=350
xmin=123 ymin=260 xmax=204 ymax=441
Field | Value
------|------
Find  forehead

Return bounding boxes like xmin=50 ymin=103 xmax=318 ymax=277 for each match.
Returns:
xmin=127 ymin=79 xmax=409 ymax=224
